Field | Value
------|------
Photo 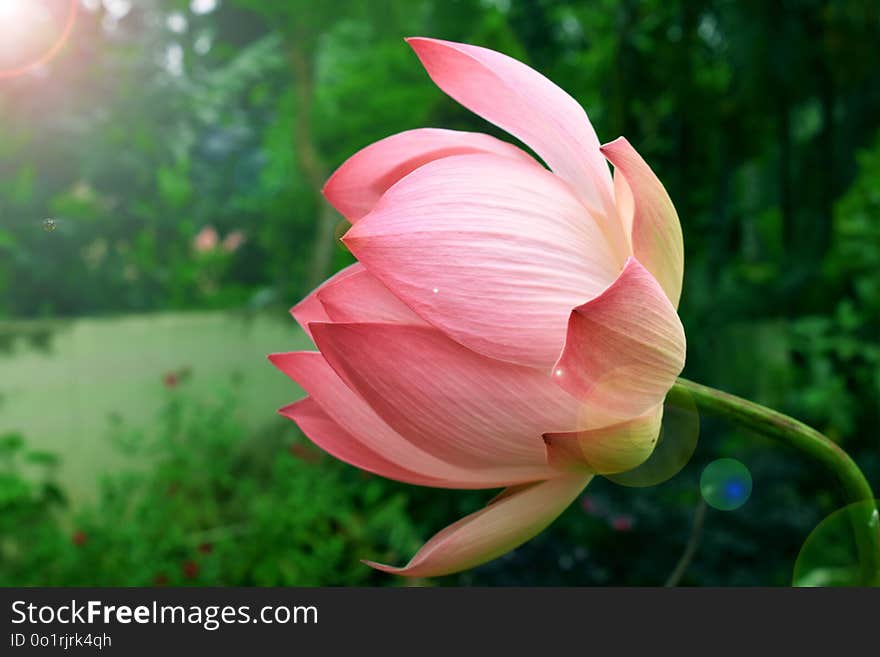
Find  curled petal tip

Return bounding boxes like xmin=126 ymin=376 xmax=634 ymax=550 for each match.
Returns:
xmin=600 ymin=138 xmax=684 ymax=307
xmin=403 ymin=34 xmax=620 ymax=246
xmin=287 ymin=299 xmax=305 ymax=319
xmin=404 ymin=36 xmax=432 ymax=46
xmin=339 ymin=231 xmax=356 ymax=247
xmin=599 ymin=135 xmax=630 ymax=154
xmin=288 ymin=264 xmax=365 ymax=336
xmin=361 ymin=559 xmax=408 ymax=575
xmin=267 ymin=352 xmax=286 ymax=367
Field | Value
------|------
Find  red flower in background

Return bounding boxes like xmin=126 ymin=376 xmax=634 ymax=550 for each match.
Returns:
xmin=288 ymin=443 xmax=321 ymax=464
xmin=162 ymin=367 xmax=193 ymax=389
xmin=182 ymin=560 xmax=200 ymax=580
xmin=580 ymin=495 xmax=599 ymax=515
xmin=610 ymin=516 xmax=635 ymax=532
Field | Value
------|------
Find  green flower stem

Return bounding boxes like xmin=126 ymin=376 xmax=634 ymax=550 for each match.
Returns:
xmin=672 ymin=377 xmax=880 ymax=585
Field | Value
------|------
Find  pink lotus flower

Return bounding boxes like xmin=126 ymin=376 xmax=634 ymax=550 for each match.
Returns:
xmin=270 ymin=38 xmax=686 ymax=578
xmin=193 ymin=225 xmax=219 ymax=253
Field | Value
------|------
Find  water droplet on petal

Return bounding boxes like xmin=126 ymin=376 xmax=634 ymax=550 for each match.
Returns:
xmin=431 ymin=287 xmax=439 ymax=294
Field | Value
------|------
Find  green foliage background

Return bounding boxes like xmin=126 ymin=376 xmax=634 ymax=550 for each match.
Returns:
xmin=1 ymin=0 xmax=879 ymax=586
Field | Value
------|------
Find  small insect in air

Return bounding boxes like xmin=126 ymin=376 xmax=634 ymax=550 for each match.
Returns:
xmin=42 ymin=218 xmax=58 ymax=232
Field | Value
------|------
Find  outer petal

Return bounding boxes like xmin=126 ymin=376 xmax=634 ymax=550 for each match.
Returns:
xmin=552 ymin=257 xmax=686 ymax=418
xmin=269 ymin=351 xmax=556 ymax=488
xmin=310 ymin=322 xmax=623 ymax=473
xmin=601 ymin=137 xmax=684 ymax=308
xmin=316 ymin=266 xmax=426 ymax=325
xmin=290 ymin=263 xmax=363 ymax=339
xmin=344 ymin=153 xmax=620 ymax=371
xmin=323 ymin=128 xmax=537 ymax=222
xmin=406 ymin=37 xmax=627 ymax=259
xmin=280 ymin=397 xmax=454 ymax=487
xmin=365 ymin=472 xmax=592 ymax=577
xmin=543 ymin=404 xmax=663 ymax=474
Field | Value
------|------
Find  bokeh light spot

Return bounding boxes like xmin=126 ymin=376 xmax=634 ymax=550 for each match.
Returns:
xmin=190 ymin=0 xmax=218 ymax=15
xmin=606 ymin=385 xmax=700 ymax=488
xmin=793 ymin=499 xmax=880 ymax=587
xmin=700 ymin=458 xmax=752 ymax=511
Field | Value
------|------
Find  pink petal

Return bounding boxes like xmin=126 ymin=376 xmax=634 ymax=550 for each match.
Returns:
xmin=269 ymin=351 xmax=555 ymax=488
xmin=290 ymin=263 xmax=363 ymax=339
xmin=280 ymin=397 xmax=448 ymax=487
xmin=316 ymin=266 xmax=426 ymax=325
xmin=323 ymin=128 xmax=538 ymax=222
xmin=613 ymin=162 xmax=635 ymax=242
xmin=278 ymin=397 xmax=436 ymax=486
xmin=406 ymin=37 xmax=627 ymax=259
xmin=601 ymin=137 xmax=684 ymax=307
xmin=310 ymin=322 xmax=622 ymax=473
xmin=365 ymin=472 xmax=592 ymax=577
xmin=553 ymin=257 xmax=686 ymax=418
xmin=345 ymin=153 xmax=620 ymax=370
xmin=543 ymin=404 xmax=663 ymax=474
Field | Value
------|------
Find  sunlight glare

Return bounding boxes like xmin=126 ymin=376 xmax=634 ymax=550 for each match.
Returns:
xmin=0 ymin=0 xmax=77 ymax=78
xmin=0 ymin=0 xmax=46 ymax=62
xmin=0 ymin=0 xmax=37 ymax=34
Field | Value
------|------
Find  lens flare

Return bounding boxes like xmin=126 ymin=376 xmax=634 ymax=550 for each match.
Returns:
xmin=699 ymin=458 xmax=752 ymax=511
xmin=605 ymin=385 xmax=700 ymax=488
xmin=0 ymin=0 xmax=77 ymax=79
xmin=793 ymin=499 xmax=880 ymax=587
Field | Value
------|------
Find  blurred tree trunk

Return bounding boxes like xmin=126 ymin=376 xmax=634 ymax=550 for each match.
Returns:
xmin=611 ymin=0 xmax=634 ymax=138
xmin=777 ymin=92 xmax=793 ymax=247
xmin=711 ymin=133 xmax=732 ymax=274
xmin=675 ymin=0 xmax=695 ymax=234
xmin=288 ymin=44 xmax=338 ymax=290
xmin=815 ymin=53 xmax=835 ymax=261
